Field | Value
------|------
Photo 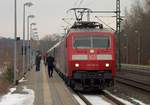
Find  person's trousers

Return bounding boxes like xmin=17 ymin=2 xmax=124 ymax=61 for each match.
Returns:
xmin=36 ymin=64 xmax=40 ymax=71
xmin=48 ymin=66 xmax=53 ymax=77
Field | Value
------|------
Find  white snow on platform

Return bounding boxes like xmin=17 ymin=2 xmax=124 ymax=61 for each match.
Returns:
xmin=0 ymin=86 xmax=35 ymax=105
xmin=19 ymin=77 xmax=28 ymax=83
xmin=130 ymin=97 xmax=148 ymax=105
xmin=84 ymin=95 xmax=112 ymax=105
xmin=73 ymin=94 xmax=86 ymax=105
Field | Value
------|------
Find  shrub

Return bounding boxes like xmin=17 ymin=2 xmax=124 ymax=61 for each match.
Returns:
xmin=2 ymin=67 xmax=14 ymax=83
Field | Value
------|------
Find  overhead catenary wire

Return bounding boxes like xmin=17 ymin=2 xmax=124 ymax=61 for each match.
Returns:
xmin=97 ymin=16 xmax=116 ymax=28
xmin=83 ymin=0 xmax=95 ymax=7
xmin=95 ymin=16 xmax=116 ymax=31
xmin=73 ymin=0 xmax=80 ymax=7
xmin=78 ymin=0 xmax=85 ymax=8
xmin=62 ymin=18 xmax=72 ymax=27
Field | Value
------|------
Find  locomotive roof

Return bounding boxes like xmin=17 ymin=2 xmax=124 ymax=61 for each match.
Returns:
xmin=68 ymin=28 xmax=115 ymax=33
xmin=68 ymin=21 xmax=115 ymax=33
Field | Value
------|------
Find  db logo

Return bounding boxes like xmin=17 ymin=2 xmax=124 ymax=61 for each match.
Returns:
xmin=89 ymin=55 xmax=96 ymax=60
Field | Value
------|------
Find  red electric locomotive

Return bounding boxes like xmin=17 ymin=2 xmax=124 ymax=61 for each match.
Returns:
xmin=48 ymin=21 xmax=116 ymax=90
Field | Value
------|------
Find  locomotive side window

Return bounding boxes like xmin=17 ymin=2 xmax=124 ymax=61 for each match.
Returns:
xmin=73 ymin=36 xmax=110 ymax=48
xmin=93 ymin=36 xmax=110 ymax=48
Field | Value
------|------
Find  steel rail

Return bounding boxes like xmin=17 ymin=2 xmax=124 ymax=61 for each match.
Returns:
xmin=121 ymin=64 xmax=150 ymax=71
xmin=77 ymin=92 xmax=92 ymax=105
xmin=119 ymin=69 xmax=150 ymax=76
xmin=77 ymin=91 xmax=126 ymax=105
xmin=103 ymin=90 xmax=125 ymax=105
xmin=116 ymin=76 xmax=150 ymax=92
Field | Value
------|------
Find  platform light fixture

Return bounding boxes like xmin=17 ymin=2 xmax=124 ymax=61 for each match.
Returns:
xmin=22 ymin=2 xmax=33 ymax=75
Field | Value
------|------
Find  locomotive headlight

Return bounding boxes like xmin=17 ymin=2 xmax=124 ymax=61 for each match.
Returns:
xmin=105 ymin=63 xmax=110 ymax=67
xmin=75 ymin=63 xmax=79 ymax=67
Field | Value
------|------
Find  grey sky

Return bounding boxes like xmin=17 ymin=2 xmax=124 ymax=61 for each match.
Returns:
xmin=0 ymin=0 xmax=140 ymax=38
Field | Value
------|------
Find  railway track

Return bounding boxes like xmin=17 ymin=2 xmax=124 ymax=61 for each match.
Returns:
xmin=121 ymin=64 xmax=150 ymax=76
xmin=116 ymin=64 xmax=150 ymax=92
xmin=76 ymin=91 xmax=126 ymax=105
xmin=121 ymin=64 xmax=150 ymax=71
xmin=116 ymin=76 xmax=150 ymax=92
xmin=77 ymin=92 xmax=92 ymax=105
xmin=120 ymin=69 xmax=150 ymax=77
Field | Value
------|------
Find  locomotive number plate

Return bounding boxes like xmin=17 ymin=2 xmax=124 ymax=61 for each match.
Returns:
xmin=89 ymin=54 xmax=96 ymax=60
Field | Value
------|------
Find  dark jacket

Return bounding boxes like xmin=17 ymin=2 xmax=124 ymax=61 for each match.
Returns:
xmin=46 ymin=56 xmax=54 ymax=67
xmin=35 ymin=55 xmax=41 ymax=65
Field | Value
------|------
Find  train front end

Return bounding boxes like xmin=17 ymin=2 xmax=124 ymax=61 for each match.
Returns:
xmin=66 ymin=29 xmax=116 ymax=90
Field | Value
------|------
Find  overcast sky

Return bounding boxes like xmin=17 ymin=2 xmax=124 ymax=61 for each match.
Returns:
xmin=0 ymin=0 xmax=141 ymax=38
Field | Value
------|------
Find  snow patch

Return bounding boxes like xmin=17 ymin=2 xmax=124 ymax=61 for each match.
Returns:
xmin=19 ymin=77 xmax=27 ymax=83
xmin=9 ymin=87 xmax=16 ymax=94
xmin=104 ymin=90 xmax=134 ymax=105
xmin=0 ymin=86 xmax=35 ymax=105
xmin=130 ymin=97 xmax=148 ymax=105
xmin=73 ymin=94 xmax=86 ymax=105
xmin=84 ymin=95 xmax=111 ymax=105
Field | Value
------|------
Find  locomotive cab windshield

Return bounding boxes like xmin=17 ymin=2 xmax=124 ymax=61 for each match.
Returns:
xmin=73 ymin=35 xmax=110 ymax=49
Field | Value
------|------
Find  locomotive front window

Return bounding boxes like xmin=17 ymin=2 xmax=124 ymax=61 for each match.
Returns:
xmin=74 ymin=36 xmax=110 ymax=48
xmin=93 ymin=36 xmax=110 ymax=48
xmin=74 ymin=36 xmax=91 ymax=48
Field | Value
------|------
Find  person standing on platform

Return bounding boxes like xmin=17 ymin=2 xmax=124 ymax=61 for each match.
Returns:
xmin=35 ymin=53 xmax=41 ymax=71
xmin=44 ymin=53 xmax=48 ymax=66
xmin=46 ymin=54 xmax=55 ymax=77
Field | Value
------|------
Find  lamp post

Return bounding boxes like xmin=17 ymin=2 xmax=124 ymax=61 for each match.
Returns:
xmin=32 ymin=28 xmax=37 ymax=31
xmin=31 ymin=31 xmax=38 ymax=50
xmin=31 ymin=28 xmax=37 ymax=41
xmin=27 ymin=15 xmax=35 ymax=70
xmin=31 ymin=32 xmax=38 ymax=66
xmin=32 ymin=34 xmax=39 ymax=47
xmin=30 ymin=23 xmax=36 ymax=44
xmin=30 ymin=23 xmax=37 ymax=38
xmin=34 ymin=32 xmax=38 ymax=35
xmin=23 ymin=2 xmax=33 ymax=75
xmin=124 ymin=34 xmax=128 ymax=64
xmin=14 ymin=0 xmax=17 ymax=84
xmin=30 ymin=23 xmax=36 ymax=67
xmin=135 ymin=30 xmax=141 ymax=64
xmin=32 ymin=27 xmax=37 ymax=30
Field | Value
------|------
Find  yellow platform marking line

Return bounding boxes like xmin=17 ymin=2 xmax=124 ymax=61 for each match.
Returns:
xmin=42 ymin=65 xmax=52 ymax=105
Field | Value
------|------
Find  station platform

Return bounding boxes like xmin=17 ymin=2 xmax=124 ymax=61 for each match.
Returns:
xmin=16 ymin=61 xmax=80 ymax=105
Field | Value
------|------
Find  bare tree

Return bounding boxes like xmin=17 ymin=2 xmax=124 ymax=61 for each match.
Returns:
xmin=122 ymin=0 xmax=150 ymax=65
xmin=39 ymin=34 xmax=62 ymax=54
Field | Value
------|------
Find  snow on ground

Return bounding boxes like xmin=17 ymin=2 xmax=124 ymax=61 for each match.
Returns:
xmin=8 ymin=87 xmax=17 ymax=94
xmin=84 ymin=95 xmax=112 ymax=105
xmin=0 ymin=86 xmax=35 ymax=105
xmin=73 ymin=94 xmax=86 ymax=105
xmin=130 ymin=97 xmax=148 ymax=105
xmin=104 ymin=90 xmax=134 ymax=105
xmin=104 ymin=90 xmax=148 ymax=105
xmin=19 ymin=77 xmax=28 ymax=83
